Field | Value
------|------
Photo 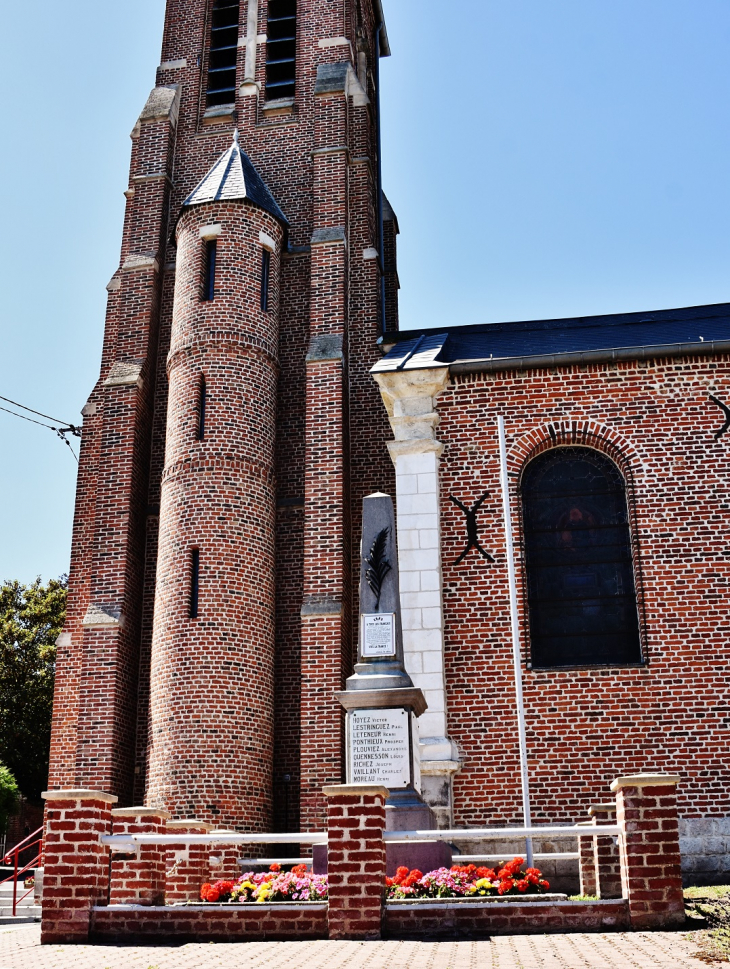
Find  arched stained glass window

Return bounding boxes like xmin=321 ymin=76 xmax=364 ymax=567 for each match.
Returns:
xmin=521 ymin=447 xmax=642 ymax=668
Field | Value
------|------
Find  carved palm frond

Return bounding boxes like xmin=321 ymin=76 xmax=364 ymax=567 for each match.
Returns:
xmin=365 ymin=527 xmax=392 ymax=610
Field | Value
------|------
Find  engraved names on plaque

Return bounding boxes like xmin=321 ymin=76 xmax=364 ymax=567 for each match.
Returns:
xmin=348 ymin=708 xmax=410 ymax=787
xmin=360 ymin=612 xmax=396 ymax=658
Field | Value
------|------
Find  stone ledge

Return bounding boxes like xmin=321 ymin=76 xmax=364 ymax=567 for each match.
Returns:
xmin=387 ymin=893 xmax=571 ymax=906
xmin=306 ymin=333 xmax=343 ymax=363
xmin=203 ymin=104 xmax=235 ymax=121
xmin=82 ymin=603 xmax=125 ymax=626
xmin=122 ymin=253 xmax=159 ymax=272
xmin=42 ymin=789 xmax=119 ymax=804
xmin=420 ymin=759 xmax=462 ymax=777
xmin=94 ymin=903 xmax=328 ymax=911
xmin=138 ymin=85 xmax=181 ymax=127
xmin=589 ymin=803 xmax=617 ymax=816
xmin=335 ymin=686 xmax=427 ymax=717
xmin=323 ymin=784 xmax=389 ymax=799
xmin=167 ymin=819 xmax=215 ymax=831
xmin=111 ymin=807 xmax=172 ymax=819
xmin=610 ymin=774 xmax=680 ymax=792
xmin=310 ymin=226 xmax=346 ymax=247
xmin=300 ymin=595 xmax=342 ymax=617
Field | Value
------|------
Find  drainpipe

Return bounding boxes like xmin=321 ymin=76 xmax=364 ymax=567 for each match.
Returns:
xmin=374 ymin=21 xmax=387 ymax=336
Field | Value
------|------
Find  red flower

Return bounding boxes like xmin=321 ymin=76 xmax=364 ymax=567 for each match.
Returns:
xmin=269 ymin=863 xmax=281 ymax=873
xmin=498 ymin=878 xmax=514 ymax=895
xmin=516 ymin=879 xmax=528 ymax=893
xmin=403 ymin=869 xmax=423 ymax=888
xmin=385 ymin=877 xmax=394 ymax=887
xmin=539 ymin=879 xmax=550 ymax=891
xmin=292 ymin=864 xmax=307 ymax=876
xmin=476 ymin=867 xmax=495 ymax=880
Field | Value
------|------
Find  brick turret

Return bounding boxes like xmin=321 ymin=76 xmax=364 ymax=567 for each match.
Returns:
xmin=146 ymin=135 xmax=286 ymax=827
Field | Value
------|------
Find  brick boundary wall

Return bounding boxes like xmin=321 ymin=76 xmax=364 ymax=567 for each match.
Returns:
xmin=41 ymin=774 xmax=687 ymax=943
xmin=90 ymin=903 xmax=328 ymax=942
xmin=590 ymin=803 xmax=623 ymax=899
xmin=613 ymin=774 xmax=685 ymax=929
xmin=324 ymin=784 xmax=387 ymax=940
xmin=165 ymin=819 xmax=214 ymax=904
xmin=40 ymin=790 xmax=117 ymax=944
xmin=577 ymin=820 xmax=598 ymax=896
xmin=385 ymin=899 xmax=630 ymax=938
xmin=578 ymin=803 xmax=622 ymax=899
xmin=109 ymin=807 xmax=169 ymax=905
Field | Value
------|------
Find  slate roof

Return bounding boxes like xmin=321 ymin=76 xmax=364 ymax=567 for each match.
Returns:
xmin=183 ymin=131 xmax=288 ymax=226
xmin=373 ymin=302 xmax=730 ymax=374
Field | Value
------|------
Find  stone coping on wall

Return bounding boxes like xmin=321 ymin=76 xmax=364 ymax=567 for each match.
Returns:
xmin=387 ymin=893 xmax=569 ymax=905
xmin=94 ymin=903 xmax=329 ymax=911
xmin=610 ymin=774 xmax=680 ymax=791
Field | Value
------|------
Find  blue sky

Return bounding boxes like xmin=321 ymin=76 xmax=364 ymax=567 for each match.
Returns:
xmin=1 ymin=0 xmax=729 ymax=583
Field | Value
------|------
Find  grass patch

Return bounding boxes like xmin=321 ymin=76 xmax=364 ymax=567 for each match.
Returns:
xmin=568 ymin=894 xmax=599 ymax=901
xmin=684 ymin=886 xmax=730 ymax=963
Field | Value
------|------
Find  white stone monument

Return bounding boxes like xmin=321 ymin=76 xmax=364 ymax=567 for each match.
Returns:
xmin=337 ymin=493 xmax=442 ymax=846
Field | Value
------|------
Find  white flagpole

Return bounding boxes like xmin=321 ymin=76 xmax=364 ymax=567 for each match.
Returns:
xmin=497 ymin=415 xmax=533 ymax=868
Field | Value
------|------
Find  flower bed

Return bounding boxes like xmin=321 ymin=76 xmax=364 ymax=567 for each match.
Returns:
xmin=200 ymin=864 xmax=327 ymax=904
xmin=199 ymin=857 xmax=550 ymax=906
xmin=386 ymin=858 xmax=551 ymax=900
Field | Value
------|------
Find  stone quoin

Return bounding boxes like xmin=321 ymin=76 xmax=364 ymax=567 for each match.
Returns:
xmin=46 ymin=0 xmax=730 ymax=903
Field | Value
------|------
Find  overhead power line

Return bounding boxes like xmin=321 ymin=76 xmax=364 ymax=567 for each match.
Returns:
xmin=0 ymin=394 xmax=80 ymax=463
xmin=0 ymin=393 xmax=81 ymax=436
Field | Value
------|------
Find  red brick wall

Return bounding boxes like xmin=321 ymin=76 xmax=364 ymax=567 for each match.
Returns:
xmin=41 ymin=793 xmax=115 ymax=944
xmin=435 ymin=356 xmax=730 ymax=825
xmin=385 ymin=899 xmax=630 ymax=938
xmin=91 ymin=903 xmax=328 ymax=942
xmin=109 ymin=809 xmax=168 ymax=905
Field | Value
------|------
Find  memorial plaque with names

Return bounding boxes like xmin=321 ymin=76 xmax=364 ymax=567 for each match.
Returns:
xmin=347 ymin=708 xmax=411 ymax=787
xmin=360 ymin=613 xmax=396 ymax=658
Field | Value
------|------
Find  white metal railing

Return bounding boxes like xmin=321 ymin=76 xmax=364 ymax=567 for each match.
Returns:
xmin=382 ymin=825 xmax=622 ymax=843
xmin=101 ymin=832 xmax=328 ymax=854
xmin=100 ymin=825 xmax=619 ymax=856
xmin=455 ymin=852 xmax=579 ymax=863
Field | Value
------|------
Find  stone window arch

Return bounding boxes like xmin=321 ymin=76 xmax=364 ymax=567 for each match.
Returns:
xmin=520 ymin=446 xmax=643 ymax=669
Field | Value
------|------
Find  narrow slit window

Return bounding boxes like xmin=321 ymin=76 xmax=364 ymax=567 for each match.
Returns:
xmin=260 ymin=249 xmax=270 ymax=312
xmin=206 ymin=0 xmax=241 ymax=108
xmin=197 ymin=376 xmax=207 ymax=440
xmin=190 ymin=548 xmax=200 ymax=619
xmin=266 ymin=0 xmax=296 ymax=100
xmin=203 ymin=240 xmax=217 ymax=301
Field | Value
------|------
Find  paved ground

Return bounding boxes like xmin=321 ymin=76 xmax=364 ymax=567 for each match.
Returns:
xmin=0 ymin=923 xmax=708 ymax=968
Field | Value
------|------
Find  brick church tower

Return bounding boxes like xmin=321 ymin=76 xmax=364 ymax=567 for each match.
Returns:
xmin=49 ymin=0 xmax=399 ymax=831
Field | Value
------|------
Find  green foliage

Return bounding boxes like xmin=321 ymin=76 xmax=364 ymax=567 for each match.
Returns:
xmin=0 ymin=577 xmax=66 ymax=801
xmin=0 ymin=763 xmax=19 ymax=833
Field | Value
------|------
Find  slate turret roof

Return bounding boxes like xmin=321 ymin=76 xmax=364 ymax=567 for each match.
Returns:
xmin=374 ymin=302 xmax=730 ymax=374
xmin=183 ymin=130 xmax=288 ymax=226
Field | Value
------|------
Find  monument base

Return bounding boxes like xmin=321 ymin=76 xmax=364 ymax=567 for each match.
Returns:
xmin=384 ymin=786 xmax=453 ymax=876
xmin=385 ymin=786 xmax=436 ymax=830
